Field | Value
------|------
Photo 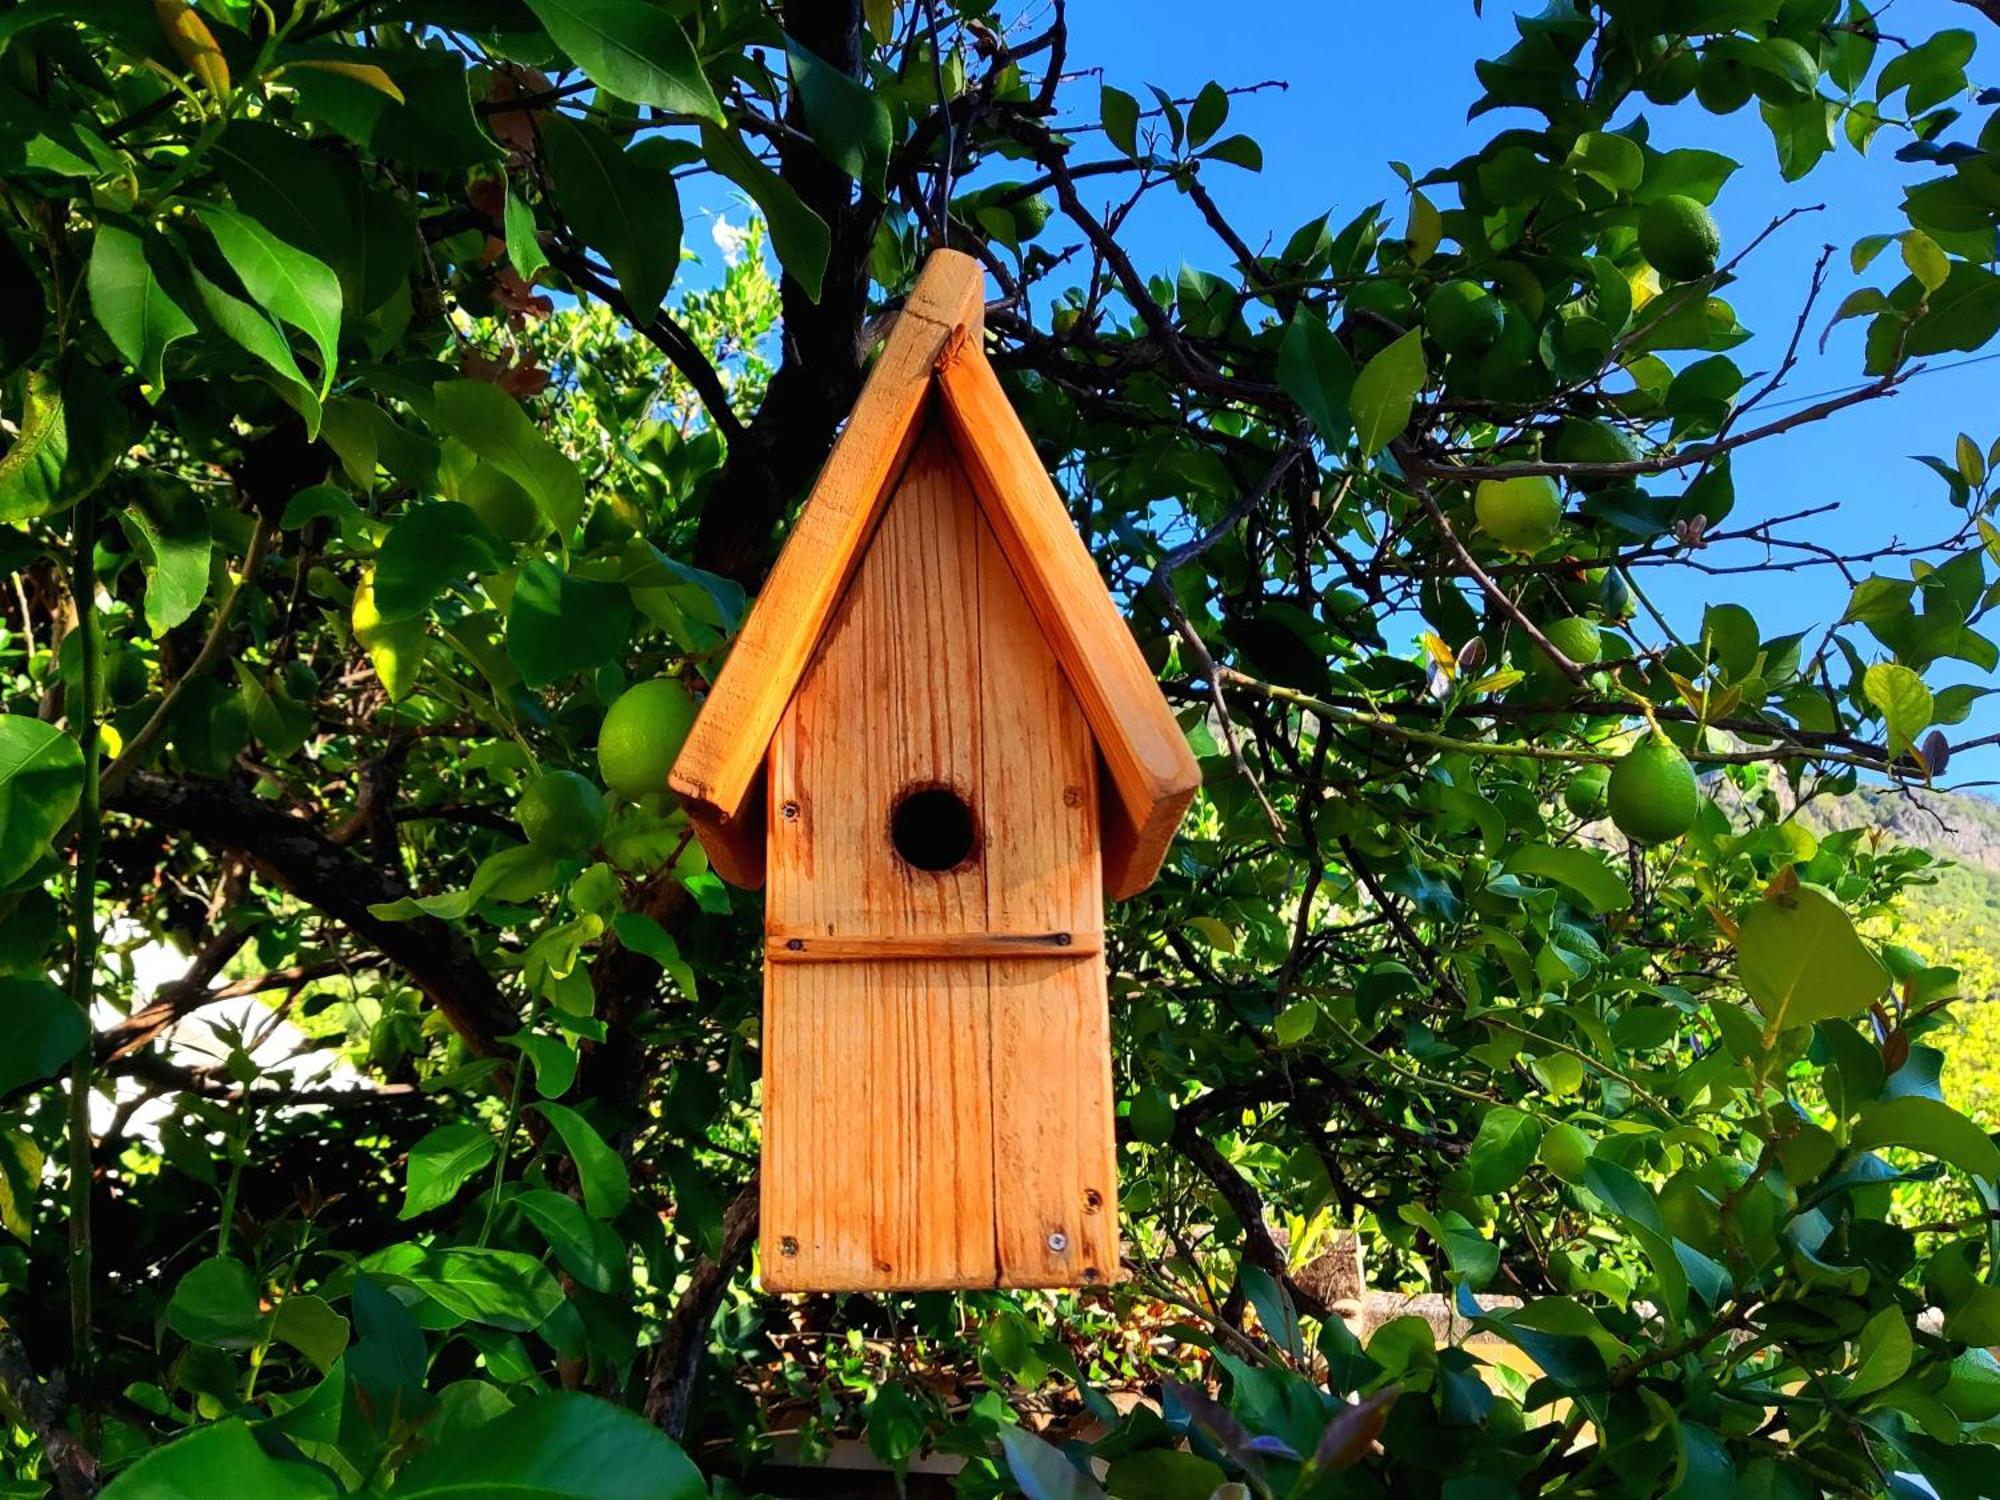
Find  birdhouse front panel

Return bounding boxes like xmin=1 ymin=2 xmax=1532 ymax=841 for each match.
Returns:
xmin=760 ymin=421 xmax=1118 ymax=1291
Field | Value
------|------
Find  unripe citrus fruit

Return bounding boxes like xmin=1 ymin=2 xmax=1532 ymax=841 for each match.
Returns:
xmin=1424 ymin=280 xmax=1504 ymax=356
xmin=1694 ymin=49 xmax=1754 ymax=113
xmin=597 ymin=678 xmax=698 ymax=799
xmin=517 ymin=770 xmax=607 ymax=859
xmin=1554 ymin=418 xmax=1640 ymax=466
xmin=1645 ymin=44 xmax=1700 ymax=104
xmin=1522 ymin=615 xmax=1602 ymax=698
xmin=1474 ymin=476 xmax=1563 ymax=553
xmin=1607 ymin=733 xmax=1699 ymax=844
xmin=1639 ymin=194 xmax=1721 ymax=281
xmin=1564 ymin=763 xmax=1610 ymax=818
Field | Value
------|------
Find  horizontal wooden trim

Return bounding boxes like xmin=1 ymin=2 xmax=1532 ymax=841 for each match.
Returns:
xmin=765 ymin=930 xmax=1102 ymax=963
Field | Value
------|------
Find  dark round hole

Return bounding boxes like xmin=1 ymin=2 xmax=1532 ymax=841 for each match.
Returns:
xmin=889 ymin=786 xmax=977 ymax=872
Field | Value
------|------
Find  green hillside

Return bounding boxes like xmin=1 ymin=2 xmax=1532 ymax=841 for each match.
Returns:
xmin=1829 ymin=787 xmax=2000 ymax=1134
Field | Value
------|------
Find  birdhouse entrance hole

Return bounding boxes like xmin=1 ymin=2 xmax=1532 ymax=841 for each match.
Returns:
xmin=889 ymin=784 xmax=977 ymax=872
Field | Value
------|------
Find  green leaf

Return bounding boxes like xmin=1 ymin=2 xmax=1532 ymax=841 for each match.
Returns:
xmin=121 ymin=483 xmax=213 ymax=636
xmin=1349 ymin=329 xmax=1426 ymax=456
xmin=788 ymin=37 xmax=891 ymax=195
xmin=87 ymin=223 xmax=195 ymax=396
xmin=0 ymin=1127 xmax=42 ymax=1239
xmin=1852 ymin=1096 xmax=2000 ymax=1179
xmin=399 ymin=1122 xmax=497 ymax=1220
xmin=610 ymin=912 xmax=698 ymax=1002
xmin=191 ymin=270 xmax=322 ymax=436
xmin=1462 ymin=1106 xmax=1543 ymax=1195
xmin=1503 ymin=843 xmax=1631 ymax=914
xmin=1735 ymin=885 xmax=1888 ymax=1040
xmin=1104 ymin=1449 xmax=1226 ymax=1500
xmin=521 ymin=0 xmax=722 ymax=121
xmin=698 ymin=124 xmax=829 ymax=303
xmin=431 ymin=380 xmax=582 ymax=534
xmin=369 ymin=843 xmax=557 ymax=922
xmin=270 ymin=1293 xmax=349 ymax=1372
xmin=512 ymin=1188 xmax=626 ymax=1293
xmin=1277 ymin=307 xmax=1354 ymax=448
xmin=506 ymin=559 xmax=634 ymax=689
xmin=543 ymin=116 xmax=683 ymax=322
xmin=98 ymin=1418 xmax=338 ymax=1498
xmin=0 ymin=716 xmax=83 ymax=889
xmin=0 ymin=364 xmax=124 ymax=520
xmin=166 ymin=1256 xmax=263 ymax=1348
xmin=386 ymin=1390 xmax=704 ymax=1498
xmin=0 ymin=976 xmax=86 ymax=1096
xmin=530 ymin=1101 xmax=630 ymax=1219
xmin=504 ymin=188 xmax=549 ymax=283
xmin=1100 ymin=85 xmax=1140 ymax=157
xmin=198 ymin=206 xmax=342 ymax=393
xmin=374 ymin=502 xmax=512 ymax=622
xmin=1848 ymin=1304 xmax=1913 ymax=1397
xmin=401 ymin=1246 xmax=564 ymax=1331
xmin=996 ymin=1425 xmax=1108 ymax=1500
xmin=1863 ymin=661 xmax=1932 ymax=758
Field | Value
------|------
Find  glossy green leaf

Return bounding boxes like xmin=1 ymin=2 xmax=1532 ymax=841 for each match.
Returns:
xmin=399 ymin=1122 xmax=497 ymax=1219
xmin=788 ymin=37 xmax=891 ymax=195
xmin=166 ymin=1256 xmax=263 ymax=1348
xmin=698 ymin=124 xmax=829 ymax=303
xmin=1736 ymin=885 xmax=1888 ymax=1040
xmin=87 ymin=223 xmax=195 ymax=396
xmin=544 ymin=116 xmax=683 ymax=321
xmin=530 ymin=1101 xmax=630 ymax=1219
xmin=512 ymin=1187 xmax=626 ymax=1293
xmin=1349 ymin=329 xmax=1426 ymax=456
xmin=431 ymin=380 xmax=582 ymax=534
xmin=98 ymin=1418 xmax=338 ymax=1498
xmin=521 ymin=0 xmax=722 ymax=122
xmin=0 ymin=976 xmax=86 ymax=1096
xmin=386 ymin=1390 xmax=704 ymax=1497
xmin=1852 ymin=1095 xmax=2000 ymax=1179
xmin=198 ymin=206 xmax=342 ymax=392
xmin=121 ymin=482 xmax=213 ymax=636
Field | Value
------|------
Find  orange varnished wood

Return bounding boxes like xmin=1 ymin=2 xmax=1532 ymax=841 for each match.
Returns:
xmin=760 ymin=423 xmax=1114 ymax=1291
xmin=685 ymin=772 xmax=765 ymax=890
xmin=669 ymin=251 xmax=987 ymax=848
xmin=932 ymin=334 xmax=1200 ymax=899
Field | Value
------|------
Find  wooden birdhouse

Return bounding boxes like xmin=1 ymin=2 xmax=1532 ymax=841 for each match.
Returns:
xmin=667 ymin=251 xmax=1200 ymax=1292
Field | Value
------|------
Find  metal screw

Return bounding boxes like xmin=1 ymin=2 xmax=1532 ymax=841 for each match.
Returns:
xmin=785 ymin=938 xmax=805 ymax=951
xmin=1082 ymin=1267 xmax=1101 ymax=1285
xmin=780 ymin=1236 xmax=799 ymax=1256
xmin=1047 ymin=1230 xmax=1068 ymax=1253
xmin=780 ymin=800 xmax=800 ymax=821
xmin=1054 ymin=931 xmax=1071 ymax=947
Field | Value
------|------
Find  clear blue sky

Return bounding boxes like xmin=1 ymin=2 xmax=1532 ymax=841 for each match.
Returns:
xmin=1051 ymin=0 xmax=1999 ymax=784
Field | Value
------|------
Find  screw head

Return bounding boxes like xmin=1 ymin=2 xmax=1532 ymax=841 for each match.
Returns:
xmin=780 ymin=800 xmax=800 ymax=821
xmin=779 ymin=1236 xmax=799 ymax=1256
xmin=1047 ymin=1230 xmax=1069 ymax=1253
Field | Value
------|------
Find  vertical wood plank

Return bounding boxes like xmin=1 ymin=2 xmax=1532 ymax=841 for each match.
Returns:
xmin=975 ymin=511 xmax=1119 ymax=1286
xmin=763 ymin=424 xmax=998 ymax=1290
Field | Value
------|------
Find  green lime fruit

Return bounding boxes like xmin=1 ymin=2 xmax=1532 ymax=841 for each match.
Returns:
xmin=1607 ymin=734 xmax=1699 ymax=845
xmin=597 ymin=678 xmax=700 ymax=799
xmin=1564 ymin=764 xmax=1610 ymax=819
xmin=1554 ymin=418 xmax=1641 ymax=466
xmin=1639 ymin=194 xmax=1721 ymax=282
xmin=1424 ymin=280 xmax=1505 ymax=356
xmin=282 ymin=659 xmax=321 ymax=703
xmin=1644 ymin=44 xmax=1700 ymax=104
xmin=1474 ymin=475 xmax=1563 ymax=553
xmin=105 ymin=647 xmax=150 ymax=707
xmin=1523 ymin=615 xmax=1602 ymax=697
xmin=460 ymin=463 xmax=544 ymax=544
xmin=1694 ymin=49 xmax=1754 ymax=113
xmin=516 ymin=770 xmax=607 ymax=859
xmin=1347 ymin=280 xmax=1417 ymax=357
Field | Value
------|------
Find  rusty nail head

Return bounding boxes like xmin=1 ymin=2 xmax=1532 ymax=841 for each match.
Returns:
xmin=780 ymin=1236 xmax=799 ymax=1256
xmin=1047 ymin=1230 xmax=1068 ymax=1253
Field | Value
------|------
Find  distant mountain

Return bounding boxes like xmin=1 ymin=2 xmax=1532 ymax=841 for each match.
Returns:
xmin=1807 ymin=784 xmax=2000 ymax=877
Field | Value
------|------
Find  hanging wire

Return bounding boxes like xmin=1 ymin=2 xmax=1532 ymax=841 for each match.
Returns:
xmin=921 ymin=0 xmax=955 ymax=250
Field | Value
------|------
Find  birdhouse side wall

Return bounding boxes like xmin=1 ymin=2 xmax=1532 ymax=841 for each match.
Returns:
xmin=760 ymin=421 xmax=1117 ymax=1291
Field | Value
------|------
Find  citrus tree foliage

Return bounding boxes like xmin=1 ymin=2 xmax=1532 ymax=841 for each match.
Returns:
xmin=4 ymin=0 xmax=2000 ymax=1496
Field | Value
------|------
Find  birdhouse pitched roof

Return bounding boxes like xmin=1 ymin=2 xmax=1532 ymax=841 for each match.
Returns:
xmin=667 ymin=250 xmax=1200 ymax=900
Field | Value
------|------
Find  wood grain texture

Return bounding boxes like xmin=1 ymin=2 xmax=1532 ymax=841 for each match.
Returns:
xmin=932 ymin=335 xmax=1200 ymax=900
xmin=669 ymin=250 xmax=987 ymax=854
xmin=767 ymin=930 xmax=1101 ymax=961
xmin=761 ymin=421 xmax=1114 ymax=1291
